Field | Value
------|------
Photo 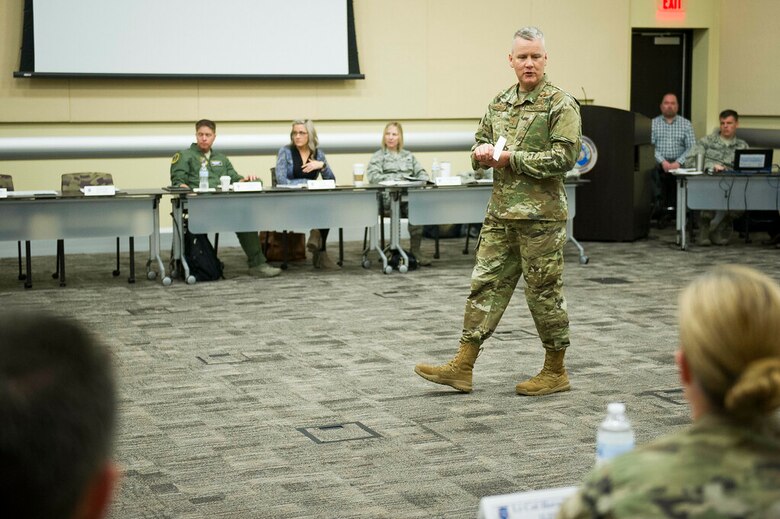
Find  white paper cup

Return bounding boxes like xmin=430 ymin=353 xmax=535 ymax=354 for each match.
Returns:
xmin=353 ymin=163 xmax=365 ymax=186
xmin=219 ymin=176 xmax=231 ymax=190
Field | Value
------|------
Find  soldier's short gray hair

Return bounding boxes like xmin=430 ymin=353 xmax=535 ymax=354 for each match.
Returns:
xmin=513 ymin=26 xmax=545 ymax=48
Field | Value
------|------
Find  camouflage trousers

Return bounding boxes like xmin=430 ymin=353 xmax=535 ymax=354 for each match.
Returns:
xmin=460 ymin=216 xmax=570 ymax=351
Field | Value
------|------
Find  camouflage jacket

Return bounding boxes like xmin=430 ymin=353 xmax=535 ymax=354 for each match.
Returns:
xmin=686 ymin=131 xmax=749 ymax=170
xmin=557 ymin=414 xmax=780 ymax=518
xmin=366 ymin=148 xmax=428 ymax=184
xmin=170 ymin=144 xmax=243 ymax=188
xmin=472 ymin=75 xmax=581 ymax=221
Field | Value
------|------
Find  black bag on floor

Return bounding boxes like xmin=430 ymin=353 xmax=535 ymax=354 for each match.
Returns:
xmin=387 ymin=249 xmax=418 ymax=271
xmin=184 ymin=231 xmax=224 ymax=281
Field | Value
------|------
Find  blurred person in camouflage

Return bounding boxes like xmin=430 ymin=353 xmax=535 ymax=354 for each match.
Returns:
xmin=366 ymin=121 xmax=431 ymax=265
xmin=558 ymin=264 xmax=780 ymax=518
xmin=686 ymin=109 xmax=748 ymax=246
xmin=171 ymin=119 xmax=281 ymax=278
xmin=0 ymin=312 xmax=119 ymax=519
xmin=414 ymin=26 xmax=581 ymax=395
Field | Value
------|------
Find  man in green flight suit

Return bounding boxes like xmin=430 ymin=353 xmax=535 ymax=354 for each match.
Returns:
xmin=171 ymin=119 xmax=281 ymax=278
xmin=415 ymin=27 xmax=581 ymax=395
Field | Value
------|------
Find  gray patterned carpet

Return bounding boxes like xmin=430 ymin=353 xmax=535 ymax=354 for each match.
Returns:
xmin=1 ymin=227 xmax=779 ymax=518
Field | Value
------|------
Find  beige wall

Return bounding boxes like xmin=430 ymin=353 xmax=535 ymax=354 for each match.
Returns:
xmin=0 ymin=0 xmax=777 ymax=191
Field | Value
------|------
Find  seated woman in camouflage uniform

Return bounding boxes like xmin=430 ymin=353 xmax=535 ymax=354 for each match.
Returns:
xmin=558 ymin=264 xmax=780 ymax=518
xmin=365 ymin=121 xmax=431 ymax=265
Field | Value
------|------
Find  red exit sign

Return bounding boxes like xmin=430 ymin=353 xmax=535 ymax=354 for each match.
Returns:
xmin=659 ymin=0 xmax=684 ymax=11
xmin=657 ymin=0 xmax=686 ymax=20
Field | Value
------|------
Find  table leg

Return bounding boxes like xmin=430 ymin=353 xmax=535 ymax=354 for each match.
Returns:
xmin=389 ymin=189 xmax=408 ymax=272
xmin=677 ymin=177 xmax=688 ymax=250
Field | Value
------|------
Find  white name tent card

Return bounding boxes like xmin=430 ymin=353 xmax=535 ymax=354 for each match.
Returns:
xmin=306 ymin=179 xmax=336 ymax=190
xmin=434 ymin=176 xmax=462 ymax=186
xmin=477 ymin=486 xmax=578 ymax=519
xmin=232 ymin=181 xmax=264 ymax=192
xmin=0 ymin=188 xmax=7 ymax=198
xmin=81 ymin=185 xmax=116 ymax=196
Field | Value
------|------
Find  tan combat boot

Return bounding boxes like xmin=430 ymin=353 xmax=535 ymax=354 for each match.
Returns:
xmin=515 ymin=349 xmax=570 ymax=396
xmin=414 ymin=343 xmax=481 ymax=393
xmin=307 ymin=230 xmax=322 ymax=268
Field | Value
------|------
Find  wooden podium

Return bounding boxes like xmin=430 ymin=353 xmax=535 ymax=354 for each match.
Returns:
xmin=575 ymin=105 xmax=654 ymax=241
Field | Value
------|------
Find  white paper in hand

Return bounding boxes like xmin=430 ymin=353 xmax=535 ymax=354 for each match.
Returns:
xmin=493 ymin=136 xmax=507 ymax=161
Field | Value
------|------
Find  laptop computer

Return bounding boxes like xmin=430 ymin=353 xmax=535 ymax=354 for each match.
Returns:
xmin=730 ymin=148 xmax=773 ymax=174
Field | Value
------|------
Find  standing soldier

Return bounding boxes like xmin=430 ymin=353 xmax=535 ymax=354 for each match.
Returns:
xmin=414 ymin=27 xmax=581 ymax=395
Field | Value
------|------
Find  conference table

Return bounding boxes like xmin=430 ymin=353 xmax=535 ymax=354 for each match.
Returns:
xmin=674 ymin=172 xmax=780 ymax=250
xmin=173 ymin=187 xmax=385 ymax=283
xmin=401 ymin=181 xmax=589 ymax=268
xmin=175 ymin=181 xmax=588 ymax=279
xmin=0 ymin=189 xmax=168 ymax=287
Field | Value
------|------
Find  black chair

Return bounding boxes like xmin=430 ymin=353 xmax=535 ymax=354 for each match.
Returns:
xmin=54 ymin=172 xmax=130 ymax=286
xmin=0 ymin=174 xmax=32 ymax=288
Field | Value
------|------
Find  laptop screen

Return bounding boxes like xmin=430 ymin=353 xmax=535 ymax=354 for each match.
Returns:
xmin=734 ymin=149 xmax=773 ymax=172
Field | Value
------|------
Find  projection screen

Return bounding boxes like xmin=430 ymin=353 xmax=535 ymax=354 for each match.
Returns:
xmin=15 ymin=0 xmax=362 ymax=79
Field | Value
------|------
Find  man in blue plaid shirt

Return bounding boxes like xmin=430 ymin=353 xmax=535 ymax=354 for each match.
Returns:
xmin=651 ymin=93 xmax=696 ymax=221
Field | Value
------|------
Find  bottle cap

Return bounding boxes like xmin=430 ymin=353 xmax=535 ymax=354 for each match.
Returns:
xmin=607 ymin=402 xmax=625 ymax=414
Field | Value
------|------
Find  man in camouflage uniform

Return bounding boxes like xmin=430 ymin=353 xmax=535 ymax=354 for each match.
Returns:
xmin=685 ymin=109 xmax=748 ymax=246
xmin=171 ymin=119 xmax=281 ymax=278
xmin=414 ymin=27 xmax=581 ymax=395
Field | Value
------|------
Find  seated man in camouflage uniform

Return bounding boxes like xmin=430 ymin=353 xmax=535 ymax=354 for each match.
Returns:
xmin=171 ymin=119 xmax=280 ymax=278
xmin=685 ymin=109 xmax=748 ymax=246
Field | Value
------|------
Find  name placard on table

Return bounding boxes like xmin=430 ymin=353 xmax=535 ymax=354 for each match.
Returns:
xmin=233 ymin=181 xmax=264 ymax=192
xmin=81 ymin=185 xmax=117 ymax=196
xmin=477 ymin=486 xmax=578 ymax=519
xmin=306 ymin=179 xmax=336 ymax=190
xmin=434 ymin=176 xmax=462 ymax=186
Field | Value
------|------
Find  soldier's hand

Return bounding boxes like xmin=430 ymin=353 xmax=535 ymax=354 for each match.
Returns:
xmin=473 ymin=144 xmax=495 ymax=165
xmin=474 ymin=147 xmax=510 ymax=169
xmin=241 ymin=174 xmax=258 ymax=182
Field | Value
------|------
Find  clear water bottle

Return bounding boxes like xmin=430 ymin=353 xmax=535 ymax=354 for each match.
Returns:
xmin=595 ymin=402 xmax=635 ymax=465
xmin=431 ymin=157 xmax=441 ymax=178
xmin=198 ymin=161 xmax=209 ymax=191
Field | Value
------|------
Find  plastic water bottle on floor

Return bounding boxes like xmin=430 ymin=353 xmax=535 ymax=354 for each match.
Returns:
xmin=595 ymin=402 xmax=635 ymax=465
xmin=199 ymin=161 xmax=209 ymax=191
